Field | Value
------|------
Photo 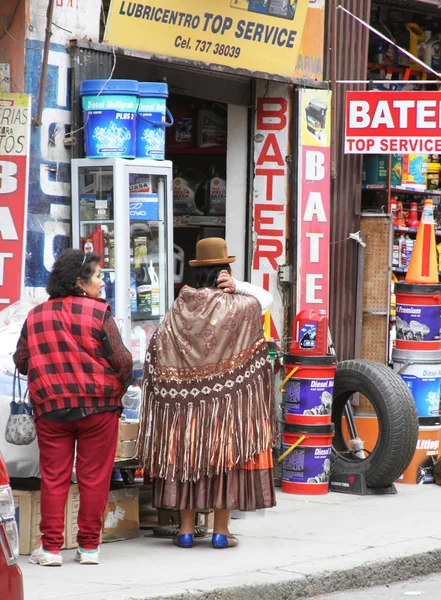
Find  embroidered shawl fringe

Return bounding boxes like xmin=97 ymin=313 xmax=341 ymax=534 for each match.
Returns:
xmin=136 ymin=345 xmax=275 ymax=483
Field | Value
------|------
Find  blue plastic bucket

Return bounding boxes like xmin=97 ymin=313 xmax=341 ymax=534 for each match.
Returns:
xmin=392 ymin=348 xmax=441 ymax=425
xmin=80 ymin=79 xmax=138 ymax=158
xmin=136 ymin=82 xmax=173 ymax=160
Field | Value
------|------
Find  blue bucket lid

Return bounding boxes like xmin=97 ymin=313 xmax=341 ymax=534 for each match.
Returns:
xmin=80 ymin=79 xmax=139 ymax=96
xmin=138 ymin=82 xmax=168 ymax=98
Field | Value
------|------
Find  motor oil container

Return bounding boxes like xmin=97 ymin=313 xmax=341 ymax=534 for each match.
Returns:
xmin=427 ymin=162 xmax=440 ymax=190
xmin=407 ymin=203 xmax=419 ymax=228
xmin=148 ymin=260 xmax=160 ymax=316
xmin=197 ymin=106 xmax=227 ymax=148
xmin=397 ymin=234 xmax=406 ymax=268
xmin=174 ymin=244 xmax=184 ymax=284
xmin=166 ymin=104 xmax=196 ymax=150
xmin=83 ymin=224 xmax=104 ymax=267
xmin=425 ymin=33 xmax=441 ymax=71
xmin=289 ymin=310 xmax=328 ymax=356
xmin=207 ymin=171 xmax=226 ymax=215
xmin=405 ymin=23 xmax=426 ymax=71
xmin=173 ymin=169 xmax=206 ymax=215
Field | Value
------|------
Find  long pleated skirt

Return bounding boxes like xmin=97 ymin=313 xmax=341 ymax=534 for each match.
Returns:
xmin=152 ymin=447 xmax=276 ymax=511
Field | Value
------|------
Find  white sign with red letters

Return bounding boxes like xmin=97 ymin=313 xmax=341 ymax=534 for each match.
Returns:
xmin=0 ymin=94 xmax=31 ymax=309
xmin=251 ymin=81 xmax=291 ymax=342
xmin=346 ymin=91 xmax=441 ymax=154
xmin=297 ymin=89 xmax=332 ymax=314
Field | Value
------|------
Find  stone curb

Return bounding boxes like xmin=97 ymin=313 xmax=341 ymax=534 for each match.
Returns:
xmin=144 ymin=548 xmax=441 ymax=600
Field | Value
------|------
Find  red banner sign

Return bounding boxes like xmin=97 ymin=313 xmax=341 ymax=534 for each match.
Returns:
xmin=346 ymin=91 xmax=441 ymax=154
xmin=0 ymin=94 xmax=31 ymax=309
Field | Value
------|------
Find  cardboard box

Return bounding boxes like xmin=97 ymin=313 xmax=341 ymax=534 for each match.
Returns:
xmin=64 ymin=484 xmax=80 ymax=549
xmin=115 ymin=440 xmax=137 ymax=459
xmin=119 ymin=421 xmax=139 ymax=441
xmin=13 ymin=490 xmax=42 ymax=555
xmin=102 ymin=488 xmax=139 ymax=543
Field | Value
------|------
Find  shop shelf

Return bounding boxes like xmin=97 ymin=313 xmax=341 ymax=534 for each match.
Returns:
xmin=393 ymin=267 xmax=441 ymax=276
xmin=394 ymin=226 xmax=441 ymax=236
xmin=361 ymin=185 xmax=387 ymax=190
xmin=166 ymin=147 xmax=226 ymax=154
xmin=391 ymin=187 xmax=441 ymax=196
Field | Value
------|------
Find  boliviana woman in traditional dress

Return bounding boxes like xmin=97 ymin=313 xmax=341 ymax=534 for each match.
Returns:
xmin=136 ymin=238 xmax=276 ymax=549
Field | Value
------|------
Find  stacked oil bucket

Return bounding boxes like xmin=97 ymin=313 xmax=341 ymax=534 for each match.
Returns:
xmin=393 ymin=281 xmax=441 ymax=484
xmin=280 ymin=310 xmax=337 ymax=495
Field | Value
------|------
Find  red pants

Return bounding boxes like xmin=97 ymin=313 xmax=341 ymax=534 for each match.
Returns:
xmin=35 ymin=411 xmax=119 ymax=553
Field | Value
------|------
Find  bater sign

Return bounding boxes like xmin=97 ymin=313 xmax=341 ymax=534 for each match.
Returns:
xmin=345 ymin=91 xmax=441 ymax=154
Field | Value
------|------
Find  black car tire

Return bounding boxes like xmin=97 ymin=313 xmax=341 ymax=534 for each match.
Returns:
xmin=332 ymin=359 xmax=418 ymax=488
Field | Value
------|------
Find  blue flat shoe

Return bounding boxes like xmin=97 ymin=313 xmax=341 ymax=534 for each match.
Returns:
xmin=173 ymin=533 xmax=194 ymax=548
xmin=212 ymin=533 xmax=238 ymax=549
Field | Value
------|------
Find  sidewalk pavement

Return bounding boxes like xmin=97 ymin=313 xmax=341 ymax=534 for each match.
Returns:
xmin=20 ymin=483 xmax=441 ymax=600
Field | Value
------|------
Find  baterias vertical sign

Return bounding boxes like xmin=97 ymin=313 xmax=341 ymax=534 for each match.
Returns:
xmin=0 ymin=94 xmax=31 ymax=309
xmin=296 ymin=89 xmax=332 ymax=315
xmin=251 ymin=81 xmax=291 ymax=342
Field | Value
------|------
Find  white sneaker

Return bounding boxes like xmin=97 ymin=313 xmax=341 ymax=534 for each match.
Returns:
xmin=29 ymin=546 xmax=62 ymax=567
xmin=75 ymin=547 xmax=100 ymax=565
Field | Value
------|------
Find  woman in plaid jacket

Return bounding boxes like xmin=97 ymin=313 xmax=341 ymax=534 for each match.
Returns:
xmin=14 ymin=249 xmax=132 ymax=567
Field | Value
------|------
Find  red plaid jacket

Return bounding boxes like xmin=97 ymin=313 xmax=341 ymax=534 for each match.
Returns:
xmin=14 ymin=296 xmax=129 ymax=419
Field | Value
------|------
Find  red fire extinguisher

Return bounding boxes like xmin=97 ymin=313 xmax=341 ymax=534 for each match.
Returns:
xmin=289 ymin=309 xmax=328 ymax=356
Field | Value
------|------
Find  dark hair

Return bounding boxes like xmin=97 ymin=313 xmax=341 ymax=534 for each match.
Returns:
xmin=194 ymin=264 xmax=231 ymax=289
xmin=46 ymin=249 xmax=101 ymax=298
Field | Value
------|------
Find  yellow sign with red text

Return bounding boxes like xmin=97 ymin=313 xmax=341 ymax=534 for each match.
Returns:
xmin=294 ymin=0 xmax=325 ymax=81
xmin=104 ymin=0 xmax=309 ymax=78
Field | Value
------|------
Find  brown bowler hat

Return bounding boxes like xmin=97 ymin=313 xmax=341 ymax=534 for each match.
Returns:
xmin=189 ymin=238 xmax=236 ymax=267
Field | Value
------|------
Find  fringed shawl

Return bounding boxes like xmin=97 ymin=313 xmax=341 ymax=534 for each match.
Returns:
xmin=136 ymin=286 xmax=275 ymax=483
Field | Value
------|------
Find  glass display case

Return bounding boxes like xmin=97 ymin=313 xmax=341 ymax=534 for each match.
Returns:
xmin=71 ymin=158 xmax=173 ymax=367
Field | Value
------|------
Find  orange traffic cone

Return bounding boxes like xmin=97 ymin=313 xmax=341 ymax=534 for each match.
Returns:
xmin=405 ymin=198 xmax=438 ymax=284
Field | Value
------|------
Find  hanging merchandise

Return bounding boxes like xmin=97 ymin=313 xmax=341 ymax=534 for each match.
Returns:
xmin=148 ymin=260 xmax=160 ymax=316
xmin=207 ymin=170 xmax=227 ymax=215
xmin=173 ymin=168 xmax=207 ymax=215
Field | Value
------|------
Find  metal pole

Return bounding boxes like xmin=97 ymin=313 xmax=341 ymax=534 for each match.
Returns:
xmin=32 ymin=0 xmax=56 ymax=127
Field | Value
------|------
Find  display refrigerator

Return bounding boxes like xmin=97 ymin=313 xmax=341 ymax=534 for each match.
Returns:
xmin=71 ymin=158 xmax=174 ymax=368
